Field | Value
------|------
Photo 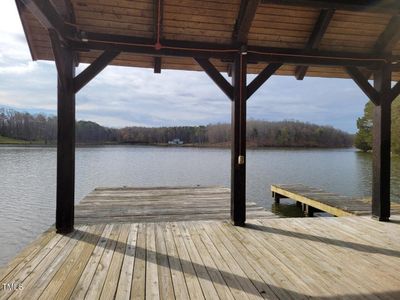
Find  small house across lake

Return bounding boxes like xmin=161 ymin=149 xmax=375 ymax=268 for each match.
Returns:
xmin=168 ymin=138 xmax=184 ymax=145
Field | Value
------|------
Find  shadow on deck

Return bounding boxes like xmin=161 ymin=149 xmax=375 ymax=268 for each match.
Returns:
xmin=1 ymin=187 xmax=400 ymax=299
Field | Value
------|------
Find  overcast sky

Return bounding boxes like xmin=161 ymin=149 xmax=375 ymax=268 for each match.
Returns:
xmin=0 ymin=1 xmax=370 ymax=133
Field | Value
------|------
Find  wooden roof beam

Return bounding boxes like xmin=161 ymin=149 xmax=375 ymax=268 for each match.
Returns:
xmin=346 ymin=66 xmax=380 ymax=105
xmin=375 ymin=16 xmax=400 ymax=53
xmin=295 ymin=9 xmax=334 ymax=80
xmin=153 ymin=0 xmax=163 ymax=73
xmin=74 ymin=51 xmax=120 ymax=93
xmin=70 ymin=32 xmax=390 ymax=68
xmin=63 ymin=0 xmax=79 ymax=65
xmin=230 ymin=0 xmax=259 ymax=76
xmin=15 ymin=0 xmax=36 ymax=61
xmin=248 ymin=46 xmax=388 ymax=67
xmin=247 ymin=63 xmax=282 ymax=99
xmin=195 ymin=58 xmax=234 ymax=100
xmin=18 ymin=0 xmax=74 ymax=40
xmin=154 ymin=57 xmax=162 ymax=74
xmin=363 ymin=16 xmax=400 ymax=79
xmin=233 ymin=0 xmax=260 ymax=43
xmin=261 ymin=0 xmax=400 ymax=14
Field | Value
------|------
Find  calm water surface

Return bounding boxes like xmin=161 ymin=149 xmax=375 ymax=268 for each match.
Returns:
xmin=0 ymin=146 xmax=399 ymax=266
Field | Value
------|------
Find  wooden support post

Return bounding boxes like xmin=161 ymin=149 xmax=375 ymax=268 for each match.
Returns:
xmin=274 ymin=193 xmax=280 ymax=204
xmin=306 ymin=205 xmax=315 ymax=217
xmin=231 ymin=52 xmax=247 ymax=226
xmin=372 ymin=65 xmax=392 ymax=221
xmin=50 ymin=32 xmax=76 ymax=233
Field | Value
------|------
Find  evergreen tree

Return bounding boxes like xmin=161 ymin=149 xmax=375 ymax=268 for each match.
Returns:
xmin=355 ymin=101 xmax=373 ymax=151
xmin=355 ymin=97 xmax=400 ymax=154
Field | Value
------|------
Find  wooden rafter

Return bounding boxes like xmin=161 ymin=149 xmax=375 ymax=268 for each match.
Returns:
xmin=363 ymin=16 xmax=400 ymax=79
xmin=197 ymin=59 xmax=282 ymax=101
xmin=295 ymin=9 xmax=334 ymax=80
xmin=15 ymin=0 xmax=36 ymax=61
xmin=348 ymin=65 xmax=400 ymax=105
xmin=154 ymin=57 xmax=162 ymax=74
xmin=375 ymin=16 xmax=400 ymax=53
xmin=70 ymin=32 xmax=390 ymax=68
xmin=63 ymin=0 xmax=79 ymax=66
xmin=247 ymin=63 xmax=282 ymax=98
xmin=261 ymin=0 xmax=400 ymax=14
xmin=389 ymin=81 xmax=400 ymax=102
xmin=233 ymin=0 xmax=260 ymax=43
xmin=18 ymin=0 xmax=73 ymax=40
xmin=346 ymin=66 xmax=380 ymax=105
xmin=153 ymin=0 xmax=163 ymax=73
xmin=230 ymin=0 xmax=259 ymax=76
xmin=74 ymin=51 xmax=120 ymax=93
xmin=195 ymin=58 xmax=233 ymax=100
xmin=380 ymin=79 xmax=400 ymax=103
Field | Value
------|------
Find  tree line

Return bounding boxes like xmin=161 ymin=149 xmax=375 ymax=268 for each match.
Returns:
xmin=0 ymin=107 xmax=353 ymax=147
xmin=0 ymin=108 xmax=118 ymax=144
xmin=355 ymin=97 xmax=400 ymax=154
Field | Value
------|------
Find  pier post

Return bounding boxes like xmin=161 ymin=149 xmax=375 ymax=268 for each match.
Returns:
xmin=231 ymin=51 xmax=247 ymax=226
xmin=50 ymin=32 xmax=76 ymax=233
xmin=372 ymin=65 xmax=392 ymax=221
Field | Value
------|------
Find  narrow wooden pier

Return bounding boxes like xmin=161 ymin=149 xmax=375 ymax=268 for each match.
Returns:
xmin=1 ymin=187 xmax=400 ymax=299
xmin=271 ymin=184 xmax=400 ymax=217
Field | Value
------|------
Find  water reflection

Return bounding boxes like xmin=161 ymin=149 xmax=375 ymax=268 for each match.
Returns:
xmin=0 ymin=146 xmax=399 ymax=266
xmin=354 ymin=151 xmax=400 ymax=202
xmin=271 ymin=202 xmax=305 ymax=217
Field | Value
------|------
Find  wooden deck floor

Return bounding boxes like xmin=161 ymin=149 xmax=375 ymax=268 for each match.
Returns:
xmin=1 ymin=217 xmax=400 ymax=299
xmin=1 ymin=187 xmax=400 ymax=299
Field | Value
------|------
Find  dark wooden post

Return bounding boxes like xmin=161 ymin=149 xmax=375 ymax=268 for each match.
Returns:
xmin=231 ymin=51 xmax=247 ymax=226
xmin=372 ymin=65 xmax=392 ymax=221
xmin=273 ymin=192 xmax=280 ymax=204
xmin=51 ymin=34 xmax=76 ymax=233
xmin=305 ymin=205 xmax=315 ymax=217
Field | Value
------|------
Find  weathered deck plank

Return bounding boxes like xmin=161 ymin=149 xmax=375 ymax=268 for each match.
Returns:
xmin=1 ymin=218 xmax=400 ymax=299
xmin=76 ymin=186 xmax=275 ymax=224
xmin=1 ymin=187 xmax=400 ymax=299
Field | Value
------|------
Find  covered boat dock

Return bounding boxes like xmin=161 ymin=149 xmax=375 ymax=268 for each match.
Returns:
xmin=1 ymin=0 xmax=400 ymax=298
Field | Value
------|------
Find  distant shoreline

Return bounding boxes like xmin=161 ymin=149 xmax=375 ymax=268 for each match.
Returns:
xmin=0 ymin=140 xmax=354 ymax=150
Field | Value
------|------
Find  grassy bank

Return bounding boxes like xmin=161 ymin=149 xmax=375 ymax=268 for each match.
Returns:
xmin=0 ymin=135 xmax=30 ymax=144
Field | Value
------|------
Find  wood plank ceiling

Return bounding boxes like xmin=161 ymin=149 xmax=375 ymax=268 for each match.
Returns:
xmin=16 ymin=0 xmax=400 ymax=80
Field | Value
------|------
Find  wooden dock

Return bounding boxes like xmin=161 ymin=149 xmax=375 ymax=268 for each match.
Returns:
xmin=1 ymin=186 xmax=400 ymax=299
xmin=271 ymin=184 xmax=400 ymax=217
xmin=75 ymin=186 xmax=276 ymax=224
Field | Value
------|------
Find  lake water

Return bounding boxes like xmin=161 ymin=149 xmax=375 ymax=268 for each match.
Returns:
xmin=1 ymin=145 xmax=399 ymax=267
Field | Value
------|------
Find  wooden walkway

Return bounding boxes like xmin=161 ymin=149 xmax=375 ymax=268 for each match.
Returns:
xmin=271 ymin=184 xmax=400 ymax=217
xmin=1 ymin=187 xmax=400 ymax=299
xmin=76 ymin=186 xmax=276 ymax=224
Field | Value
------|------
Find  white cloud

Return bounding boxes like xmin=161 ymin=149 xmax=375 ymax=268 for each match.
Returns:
xmin=0 ymin=60 xmax=36 ymax=75
xmin=0 ymin=1 xmax=24 ymax=34
xmin=0 ymin=0 xmax=367 ymax=132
